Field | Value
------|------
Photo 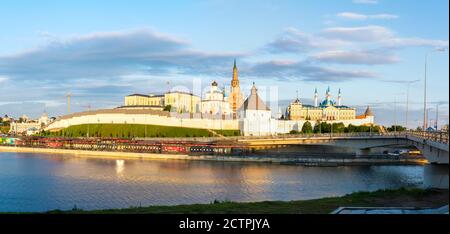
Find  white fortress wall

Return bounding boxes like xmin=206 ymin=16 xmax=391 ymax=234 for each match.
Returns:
xmin=45 ymin=110 xmax=373 ymax=133
xmin=46 ymin=112 xmax=239 ymax=131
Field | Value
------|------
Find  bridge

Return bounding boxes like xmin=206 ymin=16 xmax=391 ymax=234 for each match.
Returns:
xmin=237 ymin=131 xmax=449 ymax=164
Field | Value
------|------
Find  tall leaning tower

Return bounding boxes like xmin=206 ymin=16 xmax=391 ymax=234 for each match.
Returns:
xmin=229 ymin=59 xmax=244 ymax=116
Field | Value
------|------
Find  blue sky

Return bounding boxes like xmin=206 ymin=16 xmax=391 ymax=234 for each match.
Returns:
xmin=0 ymin=0 xmax=448 ymax=128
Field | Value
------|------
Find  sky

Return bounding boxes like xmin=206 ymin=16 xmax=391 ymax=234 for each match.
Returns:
xmin=0 ymin=0 xmax=448 ymax=128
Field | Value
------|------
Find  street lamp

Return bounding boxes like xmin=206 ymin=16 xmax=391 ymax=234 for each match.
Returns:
xmin=394 ymin=96 xmax=397 ymax=133
xmin=435 ymin=103 xmax=439 ymax=131
xmin=423 ymin=48 xmax=447 ymax=131
xmin=405 ymin=80 xmax=419 ymax=130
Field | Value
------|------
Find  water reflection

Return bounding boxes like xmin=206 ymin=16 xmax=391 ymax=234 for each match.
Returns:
xmin=115 ymin=160 xmax=125 ymax=175
xmin=0 ymin=152 xmax=425 ymax=212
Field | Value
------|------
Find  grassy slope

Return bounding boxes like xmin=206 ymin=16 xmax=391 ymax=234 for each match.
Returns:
xmin=44 ymin=188 xmax=448 ymax=214
xmin=46 ymin=124 xmax=240 ymax=138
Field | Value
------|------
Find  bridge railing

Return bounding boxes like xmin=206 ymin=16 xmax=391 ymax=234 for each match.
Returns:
xmin=236 ymin=131 xmax=410 ymax=141
xmin=405 ymin=131 xmax=449 ymax=145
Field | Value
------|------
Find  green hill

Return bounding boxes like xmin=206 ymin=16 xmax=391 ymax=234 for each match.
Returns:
xmin=43 ymin=124 xmax=240 ymax=138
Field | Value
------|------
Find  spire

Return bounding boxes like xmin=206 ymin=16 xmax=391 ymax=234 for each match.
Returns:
xmin=231 ymin=59 xmax=239 ymax=87
xmin=314 ymin=88 xmax=319 ymax=107
xmin=364 ymin=106 xmax=374 ymax=116
xmin=337 ymin=88 xmax=342 ymax=106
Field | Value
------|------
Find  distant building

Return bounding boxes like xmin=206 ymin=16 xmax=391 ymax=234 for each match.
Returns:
xmin=287 ymin=87 xmax=359 ymax=122
xmin=164 ymin=91 xmax=200 ymax=113
xmin=201 ymin=81 xmax=231 ymax=115
xmin=2 ymin=115 xmax=11 ymax=122
xmin=9 ymin=113 xmax=52 ymax=135
xmin=122 ymin=91 xmax=200 ymax=113
xmin=26 ymin=127 xmax=40 ymax=136
xmin=122 ymin=60 xmax=244 ymax=116
xmin=124 ymin=94 xmax=164 ymax=106
xmin=239 ymin=83 xmax=277 ymax=136
xmin=356 ymin=106 xmax=375 ymax=124
xmin=122 ymin=94 xmax=165 ymax=111
xmin=10 ymin=122 xmax=41 ymax=135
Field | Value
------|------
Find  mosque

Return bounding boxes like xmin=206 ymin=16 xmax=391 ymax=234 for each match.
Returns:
xmin=286 ymin=87 xmax=360 ymax=122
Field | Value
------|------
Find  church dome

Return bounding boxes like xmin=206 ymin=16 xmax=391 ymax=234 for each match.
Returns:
xmin=212 ymin=81 xmax=218 ymax=86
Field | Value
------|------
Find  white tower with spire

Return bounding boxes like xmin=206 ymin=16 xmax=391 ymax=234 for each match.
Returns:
xmin=313 ymin=88 xmax=318 ymax=107
xmin=325 ymin=86 xmax=331 ymax=103
xmin=239 ymin=82 xmax=276 ymax=136
xmin=337 ymin=88 xmax=342 ymax=106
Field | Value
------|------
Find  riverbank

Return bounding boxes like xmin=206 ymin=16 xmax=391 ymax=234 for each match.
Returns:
xmin=0 ymin=145 xmax=427 ymax=165
xmin=42 ymin=188 xmax=448 ymax=214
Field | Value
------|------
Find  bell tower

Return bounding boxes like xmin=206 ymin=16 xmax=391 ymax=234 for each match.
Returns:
xmin=229 ymin=59 xmax=244 ymax=115
xmin=231 ymin=59 xmax=239 ymax=88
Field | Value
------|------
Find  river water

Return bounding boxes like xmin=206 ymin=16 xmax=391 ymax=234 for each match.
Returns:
xmin=0 ymin=152 xmax=424 ymax=212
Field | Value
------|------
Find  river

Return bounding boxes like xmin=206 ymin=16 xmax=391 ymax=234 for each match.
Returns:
xmin=0 ymin=152 xmax=424 ymax=212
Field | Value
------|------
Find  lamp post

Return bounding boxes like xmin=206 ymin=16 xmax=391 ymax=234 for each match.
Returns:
xmin=406 ymin=83 xmax=409 ymax=129
xmin=435 ymin=103 xmax=439 ymax=131
xmin=394 ymin=96 xmax=397 ymax=134
xmin=423 ymin=48 xmax=447 ymax=131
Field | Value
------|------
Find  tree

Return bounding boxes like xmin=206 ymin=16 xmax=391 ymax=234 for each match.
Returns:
xmin=332 ymin=122 xmax=345 ymax=133
xmin=313 ymin=121 xmax=321 ymax=133
xmin=386 ymin=125 xmax=407 ymax=132
xmin=314 ymin=122 xmax=331 ymax=133
xmin=301 ymin=121 xmax=313 ymax=133
xmin=163 ymin=105 xmax=172 ymax=112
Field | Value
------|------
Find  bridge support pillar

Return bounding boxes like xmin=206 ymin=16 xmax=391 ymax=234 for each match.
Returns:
xmin=356 ymin=149 xmax=371 ymax=157
xmin=424 ymin=164 xmax=449 ymax=189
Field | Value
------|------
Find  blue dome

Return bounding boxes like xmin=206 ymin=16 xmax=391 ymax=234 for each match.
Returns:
xmin=320 ymin=99 xmax=335 ymax=107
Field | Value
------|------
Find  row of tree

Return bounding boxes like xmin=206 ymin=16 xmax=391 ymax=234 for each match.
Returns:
xmin=289 ymin=121 xmax=383 ymax=134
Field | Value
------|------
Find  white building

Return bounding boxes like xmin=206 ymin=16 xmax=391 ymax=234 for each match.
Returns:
xmin=9 ymin=112 xmax=52 ymax=135
xmin=201 ymin=81 xmax=231 ymax=115
xmin=239 ymin=83 xmax=277 ymax=136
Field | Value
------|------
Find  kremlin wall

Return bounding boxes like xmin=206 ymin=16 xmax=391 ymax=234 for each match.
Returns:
xmin=44 ymin=60 xmax=375 ymax=136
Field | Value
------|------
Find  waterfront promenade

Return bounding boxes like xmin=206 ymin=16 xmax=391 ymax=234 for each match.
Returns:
xmin=0 ymin=145 xmax=426 ymax=165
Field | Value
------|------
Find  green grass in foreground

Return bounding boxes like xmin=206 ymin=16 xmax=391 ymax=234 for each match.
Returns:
xmin=43 ymin=124 xmax=240 ymax=138
xmin=42 ymin=188 xmax=448 ymax=214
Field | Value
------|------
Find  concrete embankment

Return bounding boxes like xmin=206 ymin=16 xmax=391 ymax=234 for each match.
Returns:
xmin=0 ymin=146 xmax=427 ymax=165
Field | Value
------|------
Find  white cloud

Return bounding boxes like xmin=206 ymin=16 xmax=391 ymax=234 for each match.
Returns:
xmin=248 ymin=59 xmax=378 ymax=81
xmin=312 ymin=50 xmax=400 ymax=65
xmin=382 ymin=37 xmax=449 ymax=49
xmin=0 ymin=28 xmax=243 ymax=82
xmin=0 ymin=76 xmax=9 ymax=83
xmin=265 ymin=27 xmax=349 ymax=53
xmin=322 ymin=25 xmax=394 ymax=42
xmin=321 ymin=25 xmax=449 ymax=49
xmin=353 ymin=0 xmax=378 ymax=4
xmin=337 ymin=12 xmax=399 ymax=20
